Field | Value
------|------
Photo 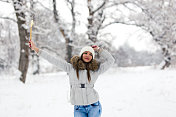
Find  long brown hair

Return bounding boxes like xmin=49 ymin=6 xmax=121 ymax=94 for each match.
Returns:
xmin=70 ymin=55 xmax=99 ymax=83
xmin=76 ymin=59 xmax=91 ymax=82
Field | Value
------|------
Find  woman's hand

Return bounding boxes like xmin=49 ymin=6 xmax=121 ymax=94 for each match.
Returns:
xmin=91 ymin=45 xmax=100 ymax=52
xmin=29 ymin=41 xmax=39 ymax=53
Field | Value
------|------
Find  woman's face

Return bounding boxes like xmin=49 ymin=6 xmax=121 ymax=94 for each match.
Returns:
xmin=82 ymin=51 xmax=93 ymax=63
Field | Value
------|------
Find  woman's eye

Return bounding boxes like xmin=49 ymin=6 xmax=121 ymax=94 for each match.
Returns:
xmin=90 ymin=54 xmax=93 ymax=56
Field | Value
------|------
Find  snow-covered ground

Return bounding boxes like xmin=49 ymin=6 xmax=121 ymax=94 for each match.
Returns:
xmin=0 ymin=67 xmax=176 ymax=117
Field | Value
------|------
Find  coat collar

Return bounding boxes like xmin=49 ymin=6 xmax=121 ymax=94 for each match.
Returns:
xmin=70 ymin=55 xmax=99 ymax=71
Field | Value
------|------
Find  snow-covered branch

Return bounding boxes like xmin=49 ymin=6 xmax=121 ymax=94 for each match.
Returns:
xmin=0 ymin=0 xmax=11 ymax=3
xmin=35 ymin=0 xmax=52 ymax=12
xmin=105 ymin=1 xmax=133 ymax=9
xmin=101 ymin=20 xmax=145 ymax=30
xmin=0 ymin=16 xmax=17 ymax=23
xmin=92 ymin=0 xmax=106 ymax=14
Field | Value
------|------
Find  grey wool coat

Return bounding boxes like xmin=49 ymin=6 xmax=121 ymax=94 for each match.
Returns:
xmin=38 ymin=48 xmax=115 ymax=105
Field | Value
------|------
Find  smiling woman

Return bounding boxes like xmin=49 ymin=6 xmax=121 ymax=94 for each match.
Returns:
xmin=79 ymin=46 xmax=95 ymax=63
xmin=29 ymin=40 xmax=115 ymax=117
xmin=82 ymin=51 xmax=93 ymax=63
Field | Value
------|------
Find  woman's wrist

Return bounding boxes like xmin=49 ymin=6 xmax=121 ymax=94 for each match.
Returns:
xmin=34 ymin=47 xmax=39 ymax=53
xmin=97 ymin=47 xmax=102 ymax=53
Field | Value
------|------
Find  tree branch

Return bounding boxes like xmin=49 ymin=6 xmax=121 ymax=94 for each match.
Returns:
xmin=92 ymin=0 xmax=106 ymax=14
xmin=105 ymin=1 xmax=132 ymax=9
xmin=0 ymin=16 xmax=17 ymax=23
xmin=35 ymin=0 xmax=52 ymax=12
xmin=0 ymin=0 xmax=11 ymax=3
xmin=101 ymin=20 xmax=147 ymax=31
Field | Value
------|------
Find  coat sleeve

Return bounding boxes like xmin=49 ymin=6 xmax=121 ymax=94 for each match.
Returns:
xmin=37 ymin=49 xmax=72 ymax=73
xmin=97 ymin=48 xmax=115 ymax=75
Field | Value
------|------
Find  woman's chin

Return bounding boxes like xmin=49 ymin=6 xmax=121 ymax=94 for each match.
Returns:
xmin=83 ymin=59 xmax=91 ymax=63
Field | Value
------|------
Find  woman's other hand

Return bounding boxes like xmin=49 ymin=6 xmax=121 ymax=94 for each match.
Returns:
xmin=91 ymin=45 xmax=100 ymax=52
xmin=29 ymin=41 xmax=39 ymax=53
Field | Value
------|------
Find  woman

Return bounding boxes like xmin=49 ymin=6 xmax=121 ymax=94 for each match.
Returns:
xmin=29 ymin=40 xmax=115 ymax=117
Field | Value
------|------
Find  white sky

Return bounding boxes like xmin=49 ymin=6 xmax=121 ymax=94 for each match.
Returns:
xmin=101 ymin=24 xmax=159 ymax=52
xmin=0 ymin=0 xmax=159 ymax=52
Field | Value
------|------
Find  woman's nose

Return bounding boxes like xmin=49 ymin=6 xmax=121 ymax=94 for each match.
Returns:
xmin=86 ymin=54 xmax=90 ymax=57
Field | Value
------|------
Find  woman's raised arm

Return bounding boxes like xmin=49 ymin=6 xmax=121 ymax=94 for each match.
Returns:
xmin=29 ymin=41 xmax=72 ymax=73
xmin=96 ymin=48 xmax=115 ymax=75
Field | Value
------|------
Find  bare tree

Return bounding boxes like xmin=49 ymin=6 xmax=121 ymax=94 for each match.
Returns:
xmin=127 ymin=0 xmax=176 ymax=69
xmin=53 ymin=0 xmax=59 ymax=22
xmin=87 ymin=0 xmax=106 ymax=43
xmin=30 ymin=0 xmax=40 ymax=75
xmin=13 ymin=0 xmax=29 ymax=83
xmin=53 ymin=0 xmax=77 ymax=62
xmin=97 ymin=0 xmax=176 ymax=69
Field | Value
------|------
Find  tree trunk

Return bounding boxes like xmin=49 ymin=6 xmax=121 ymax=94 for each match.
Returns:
xmin=30 ymin=0 xmax=40 ymax=75
xmin=60 ymin=29 xmax=72 ymax=62
xmin=161 ymin=48 xmax=171 ymax=69
xmin=53 ymin=0 xmax=59 ymax=22
xmin=87 ymin=0 xmax=95 ymax=42
xmin=32 ymin=34 xmax=40 ymax=75
xmin=13 ymin=0 xmax=29 ymax=83
xmin=53 ymin=0 xmax=72 ymax=63
xmin=87 ymin=0 xmax=106 ymax=43
xmin=32 ymin=54 xmax=40 ymax=75
xmin=66 ymin=38 xmax=72 ymax=62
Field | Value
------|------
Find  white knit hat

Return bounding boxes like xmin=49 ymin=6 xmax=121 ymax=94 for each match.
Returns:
xmin=79 ymin=46 xmax=95 ymax=59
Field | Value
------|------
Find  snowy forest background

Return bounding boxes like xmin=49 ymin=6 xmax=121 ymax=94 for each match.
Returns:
xmin=1 ymin=0 xmax=176 ymax=82
xmin=1 ymin=0 xmax=176 ymax=117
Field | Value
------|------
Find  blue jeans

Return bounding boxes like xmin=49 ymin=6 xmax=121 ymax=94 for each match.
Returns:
xmin=74 ymin=101 xmax=102 ymax=117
